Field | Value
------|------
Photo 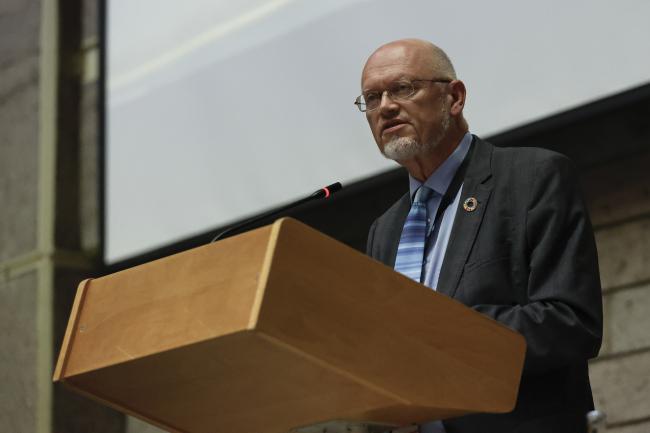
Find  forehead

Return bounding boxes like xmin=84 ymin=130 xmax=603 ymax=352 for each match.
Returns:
xmin=361 ymin=44 xmax=431 ymax=90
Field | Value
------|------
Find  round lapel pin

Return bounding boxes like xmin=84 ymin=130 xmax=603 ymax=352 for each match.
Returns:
xmin=463 ymin=197 xmax=478 ymax=212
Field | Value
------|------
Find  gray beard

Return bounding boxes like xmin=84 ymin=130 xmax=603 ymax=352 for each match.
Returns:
xmin=382 ymin=106 xmax=451 ymax=162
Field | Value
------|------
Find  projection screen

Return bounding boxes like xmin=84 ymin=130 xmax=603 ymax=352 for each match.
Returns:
xmin=106 ymin=0 xmax=650 ymax=263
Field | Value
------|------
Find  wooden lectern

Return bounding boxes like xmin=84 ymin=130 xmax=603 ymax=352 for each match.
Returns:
xmin=54 ymin=218 xmax=526 ymax=433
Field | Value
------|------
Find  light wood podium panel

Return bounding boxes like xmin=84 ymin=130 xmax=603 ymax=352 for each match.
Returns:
xmin=54 ymin=218 xmax=526 ymax=433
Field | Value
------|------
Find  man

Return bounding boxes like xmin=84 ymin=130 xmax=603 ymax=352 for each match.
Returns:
xmin=359 ymin=39 xmax=603 ymax=433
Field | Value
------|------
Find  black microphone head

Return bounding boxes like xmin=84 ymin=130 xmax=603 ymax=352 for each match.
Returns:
xmin=310 ymin=181 xmax=343 ymax=199
xmin=326 ymin=182 xmax=343 ymax=194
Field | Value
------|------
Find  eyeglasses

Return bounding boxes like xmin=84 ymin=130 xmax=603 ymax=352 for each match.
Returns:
xmin=354 ymin=78 xmax=452 ymax=112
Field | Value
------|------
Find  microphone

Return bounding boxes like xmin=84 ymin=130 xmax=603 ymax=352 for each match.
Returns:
xmin=210 ymin=182 xmax=343 ymax=243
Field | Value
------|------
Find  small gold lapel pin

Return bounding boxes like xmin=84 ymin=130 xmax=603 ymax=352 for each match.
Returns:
xmin=463 ymin=197 xmax=478 ymax=212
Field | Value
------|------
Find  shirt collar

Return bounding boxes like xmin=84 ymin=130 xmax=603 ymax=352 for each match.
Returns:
xmin=408 ymin=132 xmax=473 ymax=201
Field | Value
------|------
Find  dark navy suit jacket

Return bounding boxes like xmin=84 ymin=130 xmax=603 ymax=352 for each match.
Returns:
xmin=366 ymin=136 xmax=603 ymax=433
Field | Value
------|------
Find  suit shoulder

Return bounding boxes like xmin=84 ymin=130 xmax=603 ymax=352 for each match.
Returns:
xmin=492 ymin=144 xmax=572 ymax=165
xmin=490 ymin=144 xmax=576 ymax=178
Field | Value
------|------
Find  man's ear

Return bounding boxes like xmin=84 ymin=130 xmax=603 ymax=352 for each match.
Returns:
xmin=448 ymin=80 xmax=467 ymax=116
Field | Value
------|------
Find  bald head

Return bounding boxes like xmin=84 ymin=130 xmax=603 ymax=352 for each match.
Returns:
xmin=362 ymin=39 xmax=457 ymax=85
xmin=359 ymin=39 xmax=468 ymax=180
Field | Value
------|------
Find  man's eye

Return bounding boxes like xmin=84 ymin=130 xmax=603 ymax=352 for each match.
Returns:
xmin=392 ymin=82 xmax=413 ymax=97
xmin=364 ymin=92 xmax=380 ymax=103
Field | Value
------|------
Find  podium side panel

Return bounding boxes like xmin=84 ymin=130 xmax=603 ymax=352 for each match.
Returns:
xmin=53 ymin=279 xmax=91 ymax=381
xmin=60 ymin=226 xmax=273 ymax=377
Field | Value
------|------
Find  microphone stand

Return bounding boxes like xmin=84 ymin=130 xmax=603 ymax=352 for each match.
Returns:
xmin=210 ymin=182 xmax=342 ymax=243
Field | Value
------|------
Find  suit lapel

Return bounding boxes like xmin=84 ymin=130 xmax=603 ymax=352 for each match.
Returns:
xmin=383 ymin=194 xmax=411 ymax=268
xmin=437 ymin=137 xmax=494 ymax=298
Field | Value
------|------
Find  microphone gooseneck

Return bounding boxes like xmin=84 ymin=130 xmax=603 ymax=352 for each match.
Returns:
xmin=210 ymin=182 xmax=343 ymax=243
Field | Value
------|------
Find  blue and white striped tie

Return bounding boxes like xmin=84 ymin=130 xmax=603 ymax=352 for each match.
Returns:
xmin=394 ymin=186 xmax=433 ymax=282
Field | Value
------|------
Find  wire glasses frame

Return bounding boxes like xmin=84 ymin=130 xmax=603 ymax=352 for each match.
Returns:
xmin=354 ymin=78 xmax=452 ymax=112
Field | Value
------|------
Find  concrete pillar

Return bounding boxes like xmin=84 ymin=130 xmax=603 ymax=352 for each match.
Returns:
xmin=0 ymin=0 xmax=122 ymax=431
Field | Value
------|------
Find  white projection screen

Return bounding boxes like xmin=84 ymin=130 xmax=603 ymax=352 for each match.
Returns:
xmin=106 ymin=0 xmax=650 ymax=263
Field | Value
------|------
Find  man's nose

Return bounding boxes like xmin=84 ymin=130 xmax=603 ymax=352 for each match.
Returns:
xmin=379 ymin=91 xmax=399 ymax=116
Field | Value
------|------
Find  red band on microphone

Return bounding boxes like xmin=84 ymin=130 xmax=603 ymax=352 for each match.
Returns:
xmin=323 ymin=187 xmax=331 ymax=198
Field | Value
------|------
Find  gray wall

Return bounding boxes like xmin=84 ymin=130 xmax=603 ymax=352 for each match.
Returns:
xmin=586 ymin=151 xmax=650 ymax=433
xmin=1 ymin=0 xmax=52 ymax=431
xmin=1 ymin=0 xmax=121 ymax=432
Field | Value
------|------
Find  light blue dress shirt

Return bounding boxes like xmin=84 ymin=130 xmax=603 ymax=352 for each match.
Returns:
xmin=407 ymin=132 xmax=472 ymax=290
xmin=405 ymin=132 xmax=472 ymax=433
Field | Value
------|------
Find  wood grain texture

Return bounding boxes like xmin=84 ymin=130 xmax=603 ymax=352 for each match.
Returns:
xmin=58 ymin=225 xmax=272 ymax=377
xmin=256 ymin=218 xmax=526 ymax=420
xmin=65 ymin=331 xmax=394 ymax=433
xmin=54 ymin=218 xmax=525 ymax=433
xmin=53 ymin=278 xmax=91 ymax=381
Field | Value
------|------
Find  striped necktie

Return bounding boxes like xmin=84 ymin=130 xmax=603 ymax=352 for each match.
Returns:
xmin=394 ymin=186 xmax=433 ymax=282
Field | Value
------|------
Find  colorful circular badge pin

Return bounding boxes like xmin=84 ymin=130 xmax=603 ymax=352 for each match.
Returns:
xmin=463 ymin=197 xmax=478 ymax=212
